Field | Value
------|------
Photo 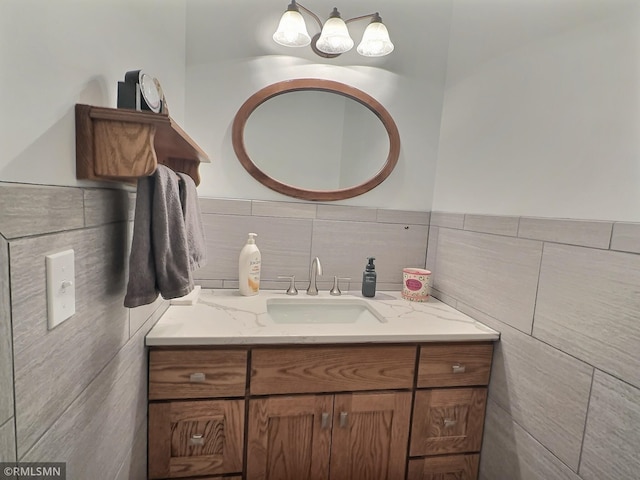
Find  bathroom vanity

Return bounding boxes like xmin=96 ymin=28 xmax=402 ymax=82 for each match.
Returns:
xmin=145 ymin=290 xmax=499 ymax=480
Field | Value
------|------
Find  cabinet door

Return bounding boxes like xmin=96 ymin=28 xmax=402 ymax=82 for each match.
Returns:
xmin=410 ymin=388 xmax=487 ymax=456
xmin=148 ymin=399 xmax=244 ymax=479
xmin=407 ymin=454 xmax=479 ymax=480
xmin=330 ymin=391 xmax=412 ymax=480
xmin=247 ymin=395 xmax=333 ymax=480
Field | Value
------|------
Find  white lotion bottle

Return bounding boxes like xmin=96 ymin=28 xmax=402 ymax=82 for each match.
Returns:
xmin=239 ymin=233 xmax=261 ymax=296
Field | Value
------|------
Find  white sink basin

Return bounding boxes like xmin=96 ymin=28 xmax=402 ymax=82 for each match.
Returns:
xmin=267 ymin=298 xmax=386 ymax=324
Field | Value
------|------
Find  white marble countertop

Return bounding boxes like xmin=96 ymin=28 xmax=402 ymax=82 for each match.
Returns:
xmin=145 ymin=289 xmax=500 ymax=346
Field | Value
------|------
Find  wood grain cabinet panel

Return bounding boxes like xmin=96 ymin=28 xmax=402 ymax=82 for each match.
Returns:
xmin=410 ymin=388 xmax=487 ymax=456
xmin=246 ymin=392 xmax=412 ymax=480
xmin=250 ymin=346 xmax=416 ymax=395
xmin=417 ymin=343 xmax=493 ymax=388
xmin=407 ymin=454 xmax=480 ymax=480
xmin=148 ymin=399 xmax=244 ymax=479
xmin=149 ymin=349 xmax=247 ymax=400
xmin=246 ymin=395 xmax=333 ymax=480
xmin=330 ymin=392 xmax=412 ymax=480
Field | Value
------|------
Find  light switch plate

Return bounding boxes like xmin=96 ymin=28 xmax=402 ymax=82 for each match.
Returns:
xmin=46 ymin=249 xmax=76 ymax=329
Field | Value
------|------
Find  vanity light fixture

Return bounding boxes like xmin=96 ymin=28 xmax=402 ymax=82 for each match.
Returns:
xmin=272 ymin=1 xmax=394 ymax=58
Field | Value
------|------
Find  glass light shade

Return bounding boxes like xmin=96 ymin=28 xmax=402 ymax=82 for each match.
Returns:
xmin=357 ymin=21 xmax=394 ymax=57
xmin=315 ymin=17 xmax=354 ymax=54
xmin=273 ymin=10 xmax=311 ymax=47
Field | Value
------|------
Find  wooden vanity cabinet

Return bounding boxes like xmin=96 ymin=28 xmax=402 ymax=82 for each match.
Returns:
xmin=407 ymin=342 xmax=493 ymax=480
xmin=247 ymin=346 xmax=415 ymax=480
xmin=246 ymin=391 xmax=412 ymax=480
xmin=147 ymin=348 xmax=248 ymax=479
xmin=246 ymin=395 xmax=333 ymax=480
xmin=147 ymin=342 xmax=493 ymax=480
xmin=329 ymin=391 xmax=412 ymax=480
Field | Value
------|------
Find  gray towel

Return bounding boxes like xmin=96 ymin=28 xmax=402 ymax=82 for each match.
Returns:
xmin=177 ymin=172 xmax=207 ymax=271
xmin=124 ymin=165 xmax=206 ymax=308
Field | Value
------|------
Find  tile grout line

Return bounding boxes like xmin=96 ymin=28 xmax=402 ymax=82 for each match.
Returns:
xmin=529 ymin=241 xmax=546 ymax=336
xmin=607 ymin=222 xmax=615 ymax=250
xmin=576 ymin=368 xmax=596 ymax=476
xmin=6 ymin=239 xmax=18 ymax=461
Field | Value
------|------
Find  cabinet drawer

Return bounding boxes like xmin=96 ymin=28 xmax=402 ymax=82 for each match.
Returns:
xmin=149 ymin=349 xmax=247 ymax=400
xmin=417 ymin=343 xmax=493 ymax=388
xmin=407 ymin=454 xmax=479 ymax=480
xmin=148 ymin=399 xmax=245 ymax=479
xmin=410 ymin=388 xmax=487 ymax=456
xmin=250 ymin=345 xmax=416 ymax=395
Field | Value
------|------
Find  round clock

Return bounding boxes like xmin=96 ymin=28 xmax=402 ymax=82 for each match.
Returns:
xmin=118 ymin=70 xmax=163 ymax=113
xmin=139 ymin=72 xmax=161 ymax=113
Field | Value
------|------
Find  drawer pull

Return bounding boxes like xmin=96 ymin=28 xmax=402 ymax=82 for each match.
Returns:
xmin=189 ymin=372 xmax=206 ymax=383
xmin=339 ymin=412 xmax=348 ymax=428
xmin=321 ymin=412 xmax=330 ymax=429
xmin=452 ymin=364 xmax=466 ymax=374
xmin=443 ymin=419 xmax=458 ymax=428
xmin=190 ymin=434 xmax=205 ymax=446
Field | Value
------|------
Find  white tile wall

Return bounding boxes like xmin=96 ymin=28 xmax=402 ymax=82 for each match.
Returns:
xmin=610 ymin=222 xmax=640 ymax=254
xmin=312 ymin=219 xmax=428 ymax=285
xmin=0 ymin=184 xmax=84 ymax=238
xmin=251 ymin=200 xmax=317 ymax=219
xmin=430 ymin=228 xmax=542 ymax=333
xmin=194 ymin=198 xmax=431 ymax=291
xmin=458 ymin=302 xmax=592 ymax=470
xmin=11 ymin=225 xmax=131 ymax=454
xmin=20 ymin=310 xmax=156 ymax=478
xmin=5 ymin=190 xmax=637 ymax=480
xmin=0 ymin=237 xmax=13 ymax=427
xmin=429 ymin=211 xmax=640 ymax=480
xmin=464 ymin=214 xmax=520 ymax=236
xmin=534 ymin=244 xmax=640 ymax=388
xmin=518 ymin=217 xmax=613 ymax=249
xmin=480 ymin=399 xmax=582 ymax=480
xmin=0 ymin=418 xmax=16 ymax=462
xmin=0 ymin=183 xmax=163 ymax=476
xmin=579 ymin=371 xmax=640 ymax=480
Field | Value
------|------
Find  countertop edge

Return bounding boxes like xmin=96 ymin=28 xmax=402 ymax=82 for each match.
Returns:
xmin=145 ymin=332 xmax=500 ymax=347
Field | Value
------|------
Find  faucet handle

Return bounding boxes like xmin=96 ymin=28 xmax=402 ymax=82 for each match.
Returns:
xmin=330 ymin=276 xmax=351 ymax=296
xmin=277 ymin=275 xmax=298 ymax=295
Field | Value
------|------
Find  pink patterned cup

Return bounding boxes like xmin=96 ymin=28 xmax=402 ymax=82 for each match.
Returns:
xmin=402 ymin=268 xmax=431 ymax=302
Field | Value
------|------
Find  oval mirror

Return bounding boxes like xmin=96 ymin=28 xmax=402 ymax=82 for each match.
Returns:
xmin=232 ymin=79 xmax=400 ymax=201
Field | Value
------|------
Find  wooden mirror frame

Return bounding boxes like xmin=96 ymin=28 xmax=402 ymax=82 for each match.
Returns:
xmin=232 ymin=79 xmax=400 ymax=201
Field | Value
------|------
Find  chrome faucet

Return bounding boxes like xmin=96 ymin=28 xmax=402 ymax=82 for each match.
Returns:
xmin=307 ymin=257 xmax=323 ymax=295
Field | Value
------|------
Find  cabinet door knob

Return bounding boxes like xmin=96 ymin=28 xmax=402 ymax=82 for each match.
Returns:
xmin=189 ymin=372 xmax=206 ymax=382
xmin=321 ymin=412 xmax=330 ymax=429
xmin=452 ymin=364 xmax=466 ymax=373
xmin=339 ymin=412 xmax=348 ymax=428
xmin=190 ymin=434 xmax=205 ymax=445
xmin=443 ymin=419 xmax=458 ymax=428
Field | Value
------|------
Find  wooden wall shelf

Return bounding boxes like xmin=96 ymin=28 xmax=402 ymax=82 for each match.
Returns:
xmin=75 ymin=104 xmax=210 ymax=186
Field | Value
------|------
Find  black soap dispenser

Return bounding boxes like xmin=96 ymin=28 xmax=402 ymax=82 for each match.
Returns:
xmin=362 ymin=257 xmax=377 ymax=298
